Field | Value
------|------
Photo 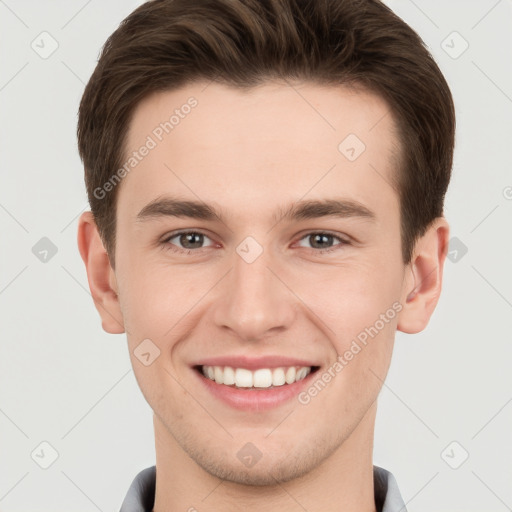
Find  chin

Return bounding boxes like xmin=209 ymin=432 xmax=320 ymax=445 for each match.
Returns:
xmin=187 ymin=438 xmax=330 ymax=487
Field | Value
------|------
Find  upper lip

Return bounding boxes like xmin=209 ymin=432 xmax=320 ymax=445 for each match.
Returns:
xmin=193 ymin=355 xmax=320 ymax=370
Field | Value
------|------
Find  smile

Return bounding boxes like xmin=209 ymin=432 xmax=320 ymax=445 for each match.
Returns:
xmin=199 ymin=365 xmax=318 ymax=389
xmin=193 ymin=364 xmax=321 ymax=411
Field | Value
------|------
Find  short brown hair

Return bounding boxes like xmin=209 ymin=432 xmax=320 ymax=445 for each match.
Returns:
xmin=77 ymin=0 xmax=455 ymax=267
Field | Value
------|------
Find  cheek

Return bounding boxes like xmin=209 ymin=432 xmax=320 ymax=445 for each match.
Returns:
xmin=297 ymin=259 xmax=402 ymax=341
xmin=116 ymin=250 xmax=180 ymax=328
xmin=117 ymin=265 xmax=196 ymax=407
xmin=117 ymin=260 xmax=215 ymax=373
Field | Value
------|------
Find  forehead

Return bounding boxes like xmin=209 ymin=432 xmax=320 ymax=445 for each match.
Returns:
xmin=119 ymin=80 xmax=400 ymax=224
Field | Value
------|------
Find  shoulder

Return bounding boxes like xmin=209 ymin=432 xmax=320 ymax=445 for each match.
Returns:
xmin=373 ymin=465 xmax=407 ymax=512
xmin=119 ymin=465 xmax=156 ymax=512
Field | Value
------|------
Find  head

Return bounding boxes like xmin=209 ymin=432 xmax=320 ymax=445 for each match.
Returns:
xmin=77 ymin=0 xmax=454 ymax=487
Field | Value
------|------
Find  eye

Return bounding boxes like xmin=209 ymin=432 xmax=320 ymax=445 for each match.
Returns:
xmin=162 ymin=230 xmax=216 ymax=253
xmin=161 ymin=230 xmax=350 ymax=255
xmin=296 ymin=232 xmax=350 ymax=253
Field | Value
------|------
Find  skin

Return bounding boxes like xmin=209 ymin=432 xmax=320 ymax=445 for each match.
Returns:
xmin=78 ymin=80 xmax=449 ymax=512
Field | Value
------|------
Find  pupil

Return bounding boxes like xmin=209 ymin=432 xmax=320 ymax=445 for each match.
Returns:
xmin=181 ymin=233 xmax=203 ymax=249
xmin=312 ymin=234 xmax=331 ymax=249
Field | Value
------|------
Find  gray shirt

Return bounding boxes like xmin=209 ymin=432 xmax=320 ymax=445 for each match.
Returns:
xmin=119 ymin=464 xmax=407 ymax=511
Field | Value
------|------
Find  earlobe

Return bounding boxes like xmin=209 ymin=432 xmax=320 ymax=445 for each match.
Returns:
xmin=77 ymin=211 xmax=125 ymax=334
xmin=397 ymin=217 xmax=450 ymax=334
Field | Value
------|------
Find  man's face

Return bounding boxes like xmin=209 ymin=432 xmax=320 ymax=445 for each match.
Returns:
xmin=112 ymin=81 xmax=410 ymax=484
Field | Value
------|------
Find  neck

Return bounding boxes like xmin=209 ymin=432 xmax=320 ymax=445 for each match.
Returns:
xmin=152 ymin=402 xmax=378 ymax=512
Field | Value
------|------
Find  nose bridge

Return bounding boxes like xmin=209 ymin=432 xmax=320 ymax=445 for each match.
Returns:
xmin=212 ymin=237 xmax=295 ymax=340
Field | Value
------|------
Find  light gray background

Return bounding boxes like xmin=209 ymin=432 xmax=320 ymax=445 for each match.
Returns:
xmin=1 ymin=1 xmax=511 ymax=511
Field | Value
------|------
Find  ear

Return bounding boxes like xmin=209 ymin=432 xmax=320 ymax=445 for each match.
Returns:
xmin=397 ymin=217 xmax=450 ymax=334
xmin=77 ymin=211 xmax=125 ymax=334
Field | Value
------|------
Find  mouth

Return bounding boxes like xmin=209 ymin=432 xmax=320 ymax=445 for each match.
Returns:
xmin=190 ymin=356 xmax=322 ymax=411
xmin=193 ymin=364 xmax=321 ymax=390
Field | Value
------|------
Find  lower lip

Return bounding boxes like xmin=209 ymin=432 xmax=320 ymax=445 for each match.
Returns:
xmin=193 ymin=367 xmax=318 ymax=412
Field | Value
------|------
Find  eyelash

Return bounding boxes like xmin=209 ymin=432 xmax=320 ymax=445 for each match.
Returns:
xmin=161 ymin=230 xmax=351 ymax=255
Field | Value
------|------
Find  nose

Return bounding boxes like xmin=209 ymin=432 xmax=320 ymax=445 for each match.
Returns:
xmin=212 ymin=242 xmax=297 ymax=342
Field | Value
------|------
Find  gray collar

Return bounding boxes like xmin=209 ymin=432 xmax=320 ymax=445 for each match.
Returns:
xmin=120 ymin=464 xmax=407 ymax=512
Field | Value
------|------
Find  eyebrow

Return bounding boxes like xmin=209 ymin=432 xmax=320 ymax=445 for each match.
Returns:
xmin=136 ymin=195 xmax=376 ymax=224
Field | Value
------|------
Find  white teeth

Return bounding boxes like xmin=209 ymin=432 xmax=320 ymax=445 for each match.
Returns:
xmin=235 ymin=368 xmax=253 ymax=387
xmin=253 ymin=369 xmax=272 ymax=388
xmin=272 ymin=367 xmax=286 ymax=386
xmin=214 ymin=366 xmax=224 ymax=384
xmin=223 ymin=366 xmax=235 ymax=385
xmin=285 ymin=367 xmax=296 ymax=384
xmin=201 ymin=365 xmax=312 ymax=388
xmin=296 ymin=367 xmax=308 ymax=380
